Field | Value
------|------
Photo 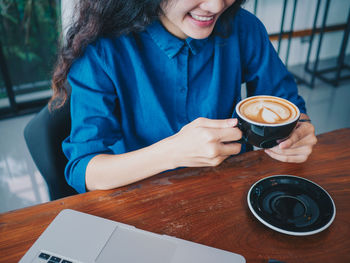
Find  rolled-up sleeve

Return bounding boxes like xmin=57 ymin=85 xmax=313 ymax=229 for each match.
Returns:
xmin=238 ymin=10 xmax=306 ymax=113
xmin=62 ymin=43 xmax=125 ymax=193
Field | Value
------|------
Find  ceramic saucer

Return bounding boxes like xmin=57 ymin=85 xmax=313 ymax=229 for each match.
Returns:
xmin=247 ymin=175 xmax=336 ymax=236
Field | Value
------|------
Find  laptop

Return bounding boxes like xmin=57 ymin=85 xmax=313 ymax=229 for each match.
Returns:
xmin=20 ymin=209 xmax=245 ymax=263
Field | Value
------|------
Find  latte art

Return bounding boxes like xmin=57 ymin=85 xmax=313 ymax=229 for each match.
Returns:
xmin=239 ymin=96 xmax=298 ymax=124
xmin=235 ymin=95 xmax=300 ymax=148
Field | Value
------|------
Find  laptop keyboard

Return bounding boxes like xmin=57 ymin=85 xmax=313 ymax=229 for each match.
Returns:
xmin=32 ymin=252 xmax=73 ymax=263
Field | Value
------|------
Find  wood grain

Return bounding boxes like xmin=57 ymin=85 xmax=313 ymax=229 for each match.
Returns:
xmin=1 ymin=128 xmax=350 ymax=263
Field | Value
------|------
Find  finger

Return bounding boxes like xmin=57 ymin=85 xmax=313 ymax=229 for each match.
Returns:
xmin=279 ymin=130 xmax=303 ymax=149
xmin=190 ymin=156 xmax=229 ymax=167
xmin=270 ymin=132 xmax=316 ymax=152
xmin=201 ymin=141 xmax=241 ymax=160
xmin=264 ymin=149 xmax=309 ymax=163
xmin=279 ymin=132 xmax=317 ymax=150
xmin=193 ymin=117 xmax=238 ymax=128
xmin=198 ymin=127 xmax=242 ymax=145
xmin=219 ymin=142 xmax=242 ymax=156
xmin=265 ymin=145 xmax=312 ymax=157
xmin=279 ymin=123 xmax=314 ymax=149
xmin=284 ymin=134 xmax=317 ymax=151
xmin=215 ymin=127 xmax=243 ymax=142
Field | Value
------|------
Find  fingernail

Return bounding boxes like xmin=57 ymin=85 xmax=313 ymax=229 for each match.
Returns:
xmin=228 ymin=119 xmax=237 ymax=127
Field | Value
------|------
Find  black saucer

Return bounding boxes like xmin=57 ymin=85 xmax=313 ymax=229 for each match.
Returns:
xmin=247 ymin=175 xmax=336 ymax=236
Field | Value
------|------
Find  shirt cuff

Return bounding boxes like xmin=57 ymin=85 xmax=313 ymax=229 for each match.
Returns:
xmin=65 ymin=153 xmax=99 ymax=194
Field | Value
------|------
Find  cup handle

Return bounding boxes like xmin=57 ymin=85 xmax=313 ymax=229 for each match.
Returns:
xmin=235 ymin=120 xmax=247 ymax=144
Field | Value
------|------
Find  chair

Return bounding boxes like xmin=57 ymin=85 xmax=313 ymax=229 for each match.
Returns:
xmin=24 ymin=101 xmax=77 ymax=200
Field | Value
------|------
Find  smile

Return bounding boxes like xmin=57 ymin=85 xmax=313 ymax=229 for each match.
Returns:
xmin=189 ymin=13 xmax=214 ymax=22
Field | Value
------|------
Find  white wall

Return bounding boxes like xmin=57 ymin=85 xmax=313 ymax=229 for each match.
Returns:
xmin=61 ymin=0 xmax=350 ymax=66
xmin=243 ymin=0 xmax=350 ymax=65
xmin=61 ymin=0 xmax=76 ymax=40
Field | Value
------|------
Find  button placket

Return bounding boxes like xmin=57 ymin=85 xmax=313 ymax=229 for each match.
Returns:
xmin=176 ymin=46 xmax=189 ymax=126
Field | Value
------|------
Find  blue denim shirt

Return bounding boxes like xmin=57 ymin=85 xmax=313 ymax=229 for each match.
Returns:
xmin=63 ymin=8 xmax=306 ymax=193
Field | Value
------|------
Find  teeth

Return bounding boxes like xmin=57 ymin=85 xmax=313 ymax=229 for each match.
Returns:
xmin=190 ymin=14 xmax=214 ymax=21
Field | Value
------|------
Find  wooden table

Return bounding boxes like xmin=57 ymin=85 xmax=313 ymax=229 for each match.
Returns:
xmin=1 ymin=128 xmax=350 ymax=263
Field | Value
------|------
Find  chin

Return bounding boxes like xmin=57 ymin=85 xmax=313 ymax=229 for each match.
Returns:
xmin=184 ymin=24 xmax=215 ymax=39
xmin=187 ymin=31 xmax=212 ymax=39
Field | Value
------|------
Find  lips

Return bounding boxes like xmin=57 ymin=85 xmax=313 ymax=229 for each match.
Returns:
xmin=188 ymin=12 xmax=215 ymax=27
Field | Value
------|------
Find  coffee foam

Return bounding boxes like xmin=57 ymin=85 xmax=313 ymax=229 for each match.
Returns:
xmin=239 ymin=97 xmax=298 ymax=124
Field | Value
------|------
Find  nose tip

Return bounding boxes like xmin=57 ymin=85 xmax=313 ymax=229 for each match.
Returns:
xmin=200 ymin=0 xmax=226 ymax=14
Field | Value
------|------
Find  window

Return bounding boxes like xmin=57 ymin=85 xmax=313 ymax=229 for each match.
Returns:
xmin=0 ymin=0 xmax=61 ymax=117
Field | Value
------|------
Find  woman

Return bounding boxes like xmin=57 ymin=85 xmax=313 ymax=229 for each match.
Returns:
xmin=51 ymin=0 xmax=317 ymax=194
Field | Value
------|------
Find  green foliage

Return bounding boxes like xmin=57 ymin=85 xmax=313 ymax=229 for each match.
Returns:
xmin=0 ymin=0 xmax=61 ymax=89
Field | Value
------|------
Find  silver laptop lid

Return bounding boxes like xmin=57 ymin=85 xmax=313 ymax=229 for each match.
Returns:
xmin=20 ymin=209 xmax=245 ymax=263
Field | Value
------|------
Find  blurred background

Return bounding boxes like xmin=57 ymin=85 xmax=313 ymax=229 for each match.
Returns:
xmin=0 ymin=0 xmax=349 ymax=213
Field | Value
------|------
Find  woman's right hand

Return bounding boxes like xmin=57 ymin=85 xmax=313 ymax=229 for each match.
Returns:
xmin=167 ymin=117 xmax=243 ymax=168
xmin=86 ymin=117 xmax=243 ymax=191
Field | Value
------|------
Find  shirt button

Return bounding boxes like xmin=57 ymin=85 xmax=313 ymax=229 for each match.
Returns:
xmin=180 ymin=87 xmax=186 ymax=93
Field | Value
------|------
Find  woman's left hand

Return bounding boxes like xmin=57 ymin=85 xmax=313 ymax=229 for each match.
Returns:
xmin=264 ymin=114 xmax=317 ymax=163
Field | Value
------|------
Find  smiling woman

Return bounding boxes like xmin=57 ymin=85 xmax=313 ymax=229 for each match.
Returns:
xmin=49 ymin=0 xmax=316 ymax=194
xmin=51 ymin=0 xmax=244 ymax=108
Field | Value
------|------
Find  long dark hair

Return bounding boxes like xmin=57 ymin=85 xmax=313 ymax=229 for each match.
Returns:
xmin=50 ymin=0 xmax=245 ymax=109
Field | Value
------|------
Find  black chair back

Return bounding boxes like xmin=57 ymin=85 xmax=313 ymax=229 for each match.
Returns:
xmin=24 ymin=101 xmax=77 ymax=200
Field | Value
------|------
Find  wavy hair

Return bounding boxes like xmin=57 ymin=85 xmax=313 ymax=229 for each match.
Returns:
xmin=50 ymin=0 xmax=245 ymax=109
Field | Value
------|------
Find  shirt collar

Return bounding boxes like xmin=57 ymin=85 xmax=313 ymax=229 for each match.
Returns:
xmin=147 ymin=20 xmax=210 ymax=58
xmin=185 ymin=37 xmax=209 ymax=55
